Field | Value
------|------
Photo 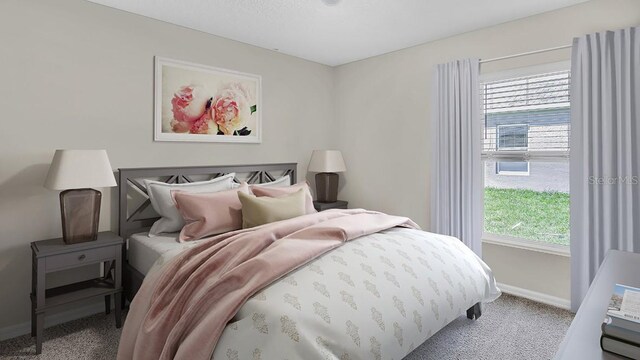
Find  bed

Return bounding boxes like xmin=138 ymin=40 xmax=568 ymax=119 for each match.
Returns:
xmin=117 ymin=164 xmax=500 ymax=360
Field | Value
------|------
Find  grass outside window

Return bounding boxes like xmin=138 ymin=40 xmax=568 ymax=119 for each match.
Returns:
xmin=484 ymin=187 xmax=569 ymax=246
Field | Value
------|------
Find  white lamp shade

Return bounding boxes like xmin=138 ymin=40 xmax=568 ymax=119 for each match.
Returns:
xmin=308 ymin=150 xmax=347 ymax=173
xmin=44 ymin=150 xmax=117 ymax=190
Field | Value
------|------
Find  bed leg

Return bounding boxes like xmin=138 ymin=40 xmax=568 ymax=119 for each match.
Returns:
xmin=466 ymin=302 xmax=482 ymax=320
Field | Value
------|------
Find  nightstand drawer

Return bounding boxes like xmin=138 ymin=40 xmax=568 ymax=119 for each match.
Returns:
xmin=45 ymin=245 xmax=116 ymax=272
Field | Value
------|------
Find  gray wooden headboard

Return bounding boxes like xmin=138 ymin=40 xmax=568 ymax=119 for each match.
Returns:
xmin=117 ymin=163 xmax=297 ymax=239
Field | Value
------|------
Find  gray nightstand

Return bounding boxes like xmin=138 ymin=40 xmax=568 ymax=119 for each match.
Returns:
xmin=313 ymin=200 xmax=348 ymax=211
xmin=30 ymin=231 xmax=123 ymax=354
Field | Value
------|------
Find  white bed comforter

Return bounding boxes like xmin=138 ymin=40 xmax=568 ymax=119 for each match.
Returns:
xmin=199 ymin=227 xmax=501 ymax=360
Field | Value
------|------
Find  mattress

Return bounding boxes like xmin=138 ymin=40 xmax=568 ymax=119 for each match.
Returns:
xmin=128 ymin=232 xmax=201 ymax=275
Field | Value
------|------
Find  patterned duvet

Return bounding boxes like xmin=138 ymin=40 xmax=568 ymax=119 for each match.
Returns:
xmin=213 ymin=228 xmax=500 ymax=360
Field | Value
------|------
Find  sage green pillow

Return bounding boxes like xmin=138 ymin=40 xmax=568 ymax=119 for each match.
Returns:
xmin=238 ymin=189 xmax=307 ymax=228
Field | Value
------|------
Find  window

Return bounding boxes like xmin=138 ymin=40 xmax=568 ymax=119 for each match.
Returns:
xmin=497 ymin=124 xmax=528 ymax=150
xmin=481 ymin=69 xmax=570 ymax=250
xmin=496 ymin=161 xmax=529 ymax=175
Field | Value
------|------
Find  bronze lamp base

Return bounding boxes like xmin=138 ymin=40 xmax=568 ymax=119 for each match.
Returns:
xmin=59 ymin=188 xmax=101 ymax=244
xmin=315 ymin=172 xmax=339 ymax=203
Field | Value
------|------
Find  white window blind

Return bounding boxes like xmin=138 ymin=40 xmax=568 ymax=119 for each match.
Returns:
xmin=481 ymin=71 xmax=570 ymax=160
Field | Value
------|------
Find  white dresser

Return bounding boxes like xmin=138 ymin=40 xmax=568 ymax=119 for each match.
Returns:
xmin=555 ymin=250 xmax=640 ymax=359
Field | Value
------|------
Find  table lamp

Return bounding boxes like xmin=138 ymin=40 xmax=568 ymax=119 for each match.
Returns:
xmin=307 ymin=150 xmax=347 ymax=203
xmin=44 ymin=150 xmax=117 ymax=244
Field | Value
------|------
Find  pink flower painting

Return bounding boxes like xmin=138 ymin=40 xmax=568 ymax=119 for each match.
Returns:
xmin=155 ymin=57 xmax=261 ymax=143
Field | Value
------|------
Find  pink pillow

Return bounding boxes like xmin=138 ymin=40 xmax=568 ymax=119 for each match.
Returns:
xmin=172 ymin=183 xmax=250 ymax=242
xmin=250 ymin=182 xmax=317 ymax=214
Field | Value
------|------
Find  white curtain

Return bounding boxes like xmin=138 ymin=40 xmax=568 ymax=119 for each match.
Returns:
xmin=431 ymin=59 xmax=483 ymax=256
xmin=570 ymin=27 xmax=640 ymax=311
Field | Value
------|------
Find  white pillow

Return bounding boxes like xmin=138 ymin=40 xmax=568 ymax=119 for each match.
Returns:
xmin=255 ymin=175 xmax=291 ymax=188
xmin=232 ymin=175 xmax=291 ymax=189
xmin=145 ymin=173 xmax=236 ymax=236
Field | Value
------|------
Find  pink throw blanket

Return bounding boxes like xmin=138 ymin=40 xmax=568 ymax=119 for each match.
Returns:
xmin=117 ymin=209 xmax=417 ymax=360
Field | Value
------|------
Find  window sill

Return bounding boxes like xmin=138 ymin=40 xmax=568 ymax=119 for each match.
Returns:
xmin=482 ymin=233 xmax=570 ymax=257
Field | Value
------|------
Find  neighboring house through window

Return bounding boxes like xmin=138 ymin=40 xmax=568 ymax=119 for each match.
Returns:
xmin=496 ymin=124 xmax=529 ymax=175
xmin=481 ymin=64 xmax=570 ymax=253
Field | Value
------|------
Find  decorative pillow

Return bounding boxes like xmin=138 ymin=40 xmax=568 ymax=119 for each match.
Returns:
xmin=145 ymin=173 xmax=236 ymax=237
xmin=238 ymin=189 xmax=307 ymax=229
xmin=250 ymin=182 xmax=317 ymax=214
xmin=172 ymin=183 xmax=250 ymax=242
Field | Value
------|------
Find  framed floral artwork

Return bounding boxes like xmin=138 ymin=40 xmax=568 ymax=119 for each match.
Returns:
xmin=154 ymin=57 xmax=261 ymax=143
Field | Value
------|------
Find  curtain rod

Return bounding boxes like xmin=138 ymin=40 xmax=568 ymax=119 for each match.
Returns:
xmin=480 ymin=44 xmax=572 ymax=64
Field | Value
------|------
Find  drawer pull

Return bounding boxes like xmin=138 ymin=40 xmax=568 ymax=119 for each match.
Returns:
xmin=78 ymin=254 xmax=86 ymax=261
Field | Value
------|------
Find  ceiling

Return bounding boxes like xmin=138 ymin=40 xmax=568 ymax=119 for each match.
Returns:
xmin=88 ymin=0 xmax=588 ymax=66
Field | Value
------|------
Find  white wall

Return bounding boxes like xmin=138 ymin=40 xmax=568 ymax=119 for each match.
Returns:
xmin=334 ymin=0 xmax=640 ymax=305
xmin=0 ymin=0 xmax=336 ymax=334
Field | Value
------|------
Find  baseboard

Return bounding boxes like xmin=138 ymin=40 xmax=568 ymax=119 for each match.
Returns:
xmin=498 ymin=282 xmax=571 ymax=310
xmin=0 ymin=301 xmax=105 ymax=342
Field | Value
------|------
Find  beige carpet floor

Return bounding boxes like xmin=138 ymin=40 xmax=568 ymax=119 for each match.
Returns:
xmin=0 ymin=294 xmax=573 ymax=360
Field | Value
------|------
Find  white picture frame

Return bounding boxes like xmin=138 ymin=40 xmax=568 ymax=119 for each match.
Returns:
xmin=154 ymin=56 xmax=262 ymax=143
